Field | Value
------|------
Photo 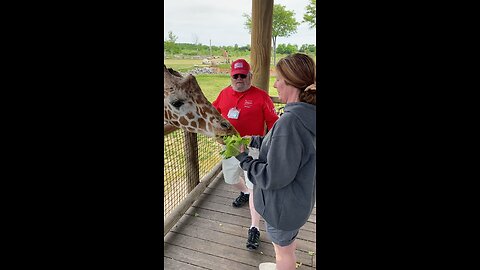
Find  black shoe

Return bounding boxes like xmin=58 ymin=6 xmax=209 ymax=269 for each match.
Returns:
xmin=246 ymin=227 xmax=260 ymax=250
xmin=232 ymin=192 xmax=249 ymax=208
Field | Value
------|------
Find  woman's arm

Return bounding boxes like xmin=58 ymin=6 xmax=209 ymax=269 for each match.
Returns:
xmin=239 ymin=121 xmax=303 ymax=190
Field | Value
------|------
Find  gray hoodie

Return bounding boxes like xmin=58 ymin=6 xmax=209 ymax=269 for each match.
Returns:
xmin=236 ymin=102 xmax=316 ymax=231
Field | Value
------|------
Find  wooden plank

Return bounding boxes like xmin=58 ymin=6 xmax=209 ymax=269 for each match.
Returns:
xmin=175 ymin=212 xmax=316 ymax=254
xmin=164 ymin=257 xmax=206 ymax=270
xmin=193 ymin=196 xmax=255 ymax=218
xmin=198 ymin=192 xmax=242 ymax=206
xmin=171 ymin=220 xmax=315 ymax=267
xmin=191 ymin=199 xmax=317 ymax=233
xmin=206 ymin=184 xmax=317 ymax=227
xmin=164 ymin=242 xmax=257 ymax=270
xmin=185 ymin=206 xmax=316 ymax=245
xmin=165 ymin=232 xmax=316 ymax=270
xmin=205 ymin=184 xmax=238 ymax=196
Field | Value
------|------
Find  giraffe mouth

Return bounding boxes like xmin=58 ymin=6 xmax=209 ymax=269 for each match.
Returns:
xmin=215 ymin=135 xmax=226 ymax=145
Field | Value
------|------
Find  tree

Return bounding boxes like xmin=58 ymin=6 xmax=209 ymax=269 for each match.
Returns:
xmin=299 ymin=44 xmax=316 ymax=55
xmin=303 ymin=0 xmax=316 ymax=29
xmin=277 ymin=43 xmax=298 ymax=55
xmin=165 ymin=31 xmax=178 ymax=57
xmin=192 ymin=33 xmax=200 ymax=55
xmin=243 ymin=4 xmax=299 ymax=65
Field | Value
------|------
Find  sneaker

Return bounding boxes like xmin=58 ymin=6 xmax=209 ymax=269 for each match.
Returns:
xmin=259 ymin=262 xmax=276 ymax=270
xmin=246 ymin=227 xmax=260 ymax=250
xmin=232 ymin=192 xmax=249 ymax=208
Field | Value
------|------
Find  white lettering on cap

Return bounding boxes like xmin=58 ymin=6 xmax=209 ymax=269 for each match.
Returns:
xmin=234 ymin=62 xmax=243 ymax=69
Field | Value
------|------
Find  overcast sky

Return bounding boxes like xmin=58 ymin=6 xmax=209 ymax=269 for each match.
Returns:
xmin=164 ymin=0 xmax=316 ymax=47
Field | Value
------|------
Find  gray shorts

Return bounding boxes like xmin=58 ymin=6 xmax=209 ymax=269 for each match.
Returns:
xmin=265 ymin=222 xmax=299 ymax=247
xmin=221 ymin=147 xmax=259 ymax=190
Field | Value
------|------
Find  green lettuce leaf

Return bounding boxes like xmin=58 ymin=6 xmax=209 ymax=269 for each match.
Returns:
xmin=220 ymin=134 xmax=251 ymax=159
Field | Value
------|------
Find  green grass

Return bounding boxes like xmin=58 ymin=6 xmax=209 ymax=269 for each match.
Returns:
xmin=194 ymin=74 xmax=284 ymax=119
xmin=164 ymin=59 xmax=205 ymax=72
xmin=164 ymin=55 xmax=314 ymax=101
xmin=194 ymin=74 xmax=231 ymax=102
xmin=195 ymin=74 xmax=279 ymax=102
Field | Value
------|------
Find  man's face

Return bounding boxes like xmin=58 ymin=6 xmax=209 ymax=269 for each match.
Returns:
xmin=231 ymin=73 xmax=252 ymax=92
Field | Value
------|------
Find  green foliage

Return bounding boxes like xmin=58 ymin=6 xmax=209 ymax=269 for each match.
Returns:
xmin=299 ymin=44 xmax=316 ymax=54
xmin=272 ymin=4 xmax=299 ymax=39
xmin=168 ymin=31 xmax=178 ymax=43
xmin=220 ymin=135 xmax=251 ymax=159
xmin=165 ymin=31 xmax=179 ymax=56
xmin=243 ymin=4 xmax=299 ymax=65
xmin=276 ymin=43 xmax=298 ymax=54
xmin=243 ymin=4 xmax=299 ymax=39
xmin=303 ymin=0 xmax=316 ymax=29
xmin=163 ymin=42 xmax=251 ymax=57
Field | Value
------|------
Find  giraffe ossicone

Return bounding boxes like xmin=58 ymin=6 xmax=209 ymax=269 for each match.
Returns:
xmin=164 ymin=65 xmax=238 ymax=141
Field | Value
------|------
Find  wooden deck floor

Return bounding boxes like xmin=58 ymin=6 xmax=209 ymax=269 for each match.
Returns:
xmin=164 ymin=171 xmax=317 ymax=270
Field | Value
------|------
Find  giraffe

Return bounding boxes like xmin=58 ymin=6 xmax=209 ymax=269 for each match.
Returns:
xmin=164 ymin=65 xmax=238 ymax=141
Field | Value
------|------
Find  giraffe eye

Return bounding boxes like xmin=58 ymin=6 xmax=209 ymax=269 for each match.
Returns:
xmin=170 ymin=100 xmax=184 ymax=108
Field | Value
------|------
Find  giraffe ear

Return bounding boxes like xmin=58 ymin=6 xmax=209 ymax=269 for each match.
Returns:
xmin=164 ymin=65 xmax=183 ymax=84
xmin=165 ymin=65 xmax=183 ymax=77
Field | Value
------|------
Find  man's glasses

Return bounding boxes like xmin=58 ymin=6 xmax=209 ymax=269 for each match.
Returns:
xmin=232 ymin=74 xmax=247 ymax=79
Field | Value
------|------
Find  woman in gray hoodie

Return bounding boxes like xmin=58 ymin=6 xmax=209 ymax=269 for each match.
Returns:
xmin=235 ymin=53 xmax=316 ymax=270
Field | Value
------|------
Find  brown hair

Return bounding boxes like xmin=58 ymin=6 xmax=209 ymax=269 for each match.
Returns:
xmin=275 ymin=53 xmax=316 ymax=105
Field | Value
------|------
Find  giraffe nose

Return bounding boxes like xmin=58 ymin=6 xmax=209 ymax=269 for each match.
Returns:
xmin=220 ymin=121 xmax=231 ymax=130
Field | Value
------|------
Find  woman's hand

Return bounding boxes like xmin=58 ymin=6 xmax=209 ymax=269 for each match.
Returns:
xmin=239 ymin=144 xmax=245 ymax=153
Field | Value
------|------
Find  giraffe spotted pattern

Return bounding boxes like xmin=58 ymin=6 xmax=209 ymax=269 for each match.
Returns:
xmin=164 ymin=65 xmax=238 ymax=140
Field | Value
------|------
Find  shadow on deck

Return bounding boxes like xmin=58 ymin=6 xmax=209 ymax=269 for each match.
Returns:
xmin=164 ymin=171 xmax=317 ymax=270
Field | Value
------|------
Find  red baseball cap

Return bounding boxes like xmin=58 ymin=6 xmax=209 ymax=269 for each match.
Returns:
xmin=230 ymin=59 xmax=250 ymax=76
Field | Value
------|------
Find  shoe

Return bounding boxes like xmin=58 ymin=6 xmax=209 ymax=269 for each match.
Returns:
xmin=232 ymin=192 xmax=249 ymax=208
xmin=246 ymin=227 xmax=260 ymax=250
xmin=259 ymin=262 xmax=276 ymax=270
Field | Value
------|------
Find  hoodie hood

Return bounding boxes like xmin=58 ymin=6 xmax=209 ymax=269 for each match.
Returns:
xmin=284 ymin=102 xmax=316 ymax=136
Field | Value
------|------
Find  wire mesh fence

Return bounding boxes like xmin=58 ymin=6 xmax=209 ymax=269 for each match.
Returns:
xmin=164 ymin=128 xmax=223 ymax=219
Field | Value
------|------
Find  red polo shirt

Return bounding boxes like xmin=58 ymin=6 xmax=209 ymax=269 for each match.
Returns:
xmin=212 ymin=85 xmax=279 ymax=137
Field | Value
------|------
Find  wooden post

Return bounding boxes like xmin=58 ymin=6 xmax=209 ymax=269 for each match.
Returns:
xmin=184 ymin=131 xmax=199 ymax=192
xmin=250 ymin=0 xmax=274 ymax=94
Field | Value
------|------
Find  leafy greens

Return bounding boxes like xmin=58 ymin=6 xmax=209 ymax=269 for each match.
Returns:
xmin=220 ymin=134 xmax=251 ymax=159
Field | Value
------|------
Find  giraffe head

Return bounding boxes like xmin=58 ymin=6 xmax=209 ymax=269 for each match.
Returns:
xmin=164 ymin=65 xmax=238 ymax=141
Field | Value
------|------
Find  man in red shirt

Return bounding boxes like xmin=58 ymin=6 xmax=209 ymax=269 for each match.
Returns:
xmin=212 ymin=59 xmax=279 ymax=250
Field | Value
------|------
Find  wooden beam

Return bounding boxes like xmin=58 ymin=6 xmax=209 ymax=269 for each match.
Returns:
xmin=184 ymin=131 xmax=199 ymax=192
xmin=270 ymin=96 xmax=281 ymax=103
xmin=250 ymin=0 xmax=274 ymax=94
xmin=164 ymin=124 xmax=179 ymax=136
